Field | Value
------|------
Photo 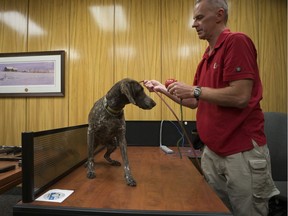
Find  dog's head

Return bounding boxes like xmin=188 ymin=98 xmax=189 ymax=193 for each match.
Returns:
xmin=120 ymin=78 xmax=156 ymax=110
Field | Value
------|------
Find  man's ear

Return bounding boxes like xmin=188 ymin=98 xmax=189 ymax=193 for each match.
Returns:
xmin=120 ymin=82 xmax=136 ymax=104
xmin=216 ymin=8 xmax=225 ymax=23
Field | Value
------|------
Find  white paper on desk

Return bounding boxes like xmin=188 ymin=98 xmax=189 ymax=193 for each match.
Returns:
xmin=36 ymin=189 xmax=74 ymax=203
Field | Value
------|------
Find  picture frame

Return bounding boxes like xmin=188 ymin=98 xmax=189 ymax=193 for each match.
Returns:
xmin=0 ymin=50 xmax=65 ymax=97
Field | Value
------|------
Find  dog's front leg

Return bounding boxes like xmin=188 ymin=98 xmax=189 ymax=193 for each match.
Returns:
xmin=118 ymin=136 xmax=136 ymax=186
xmin=104 ymin=137 xmax=121 ymax=166
xmin=87 ymin=125 xmax=96 ymax=179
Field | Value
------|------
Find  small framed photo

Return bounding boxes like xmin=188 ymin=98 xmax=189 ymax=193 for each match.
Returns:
xmin=0 ymin=50 xmax=65 ymax=97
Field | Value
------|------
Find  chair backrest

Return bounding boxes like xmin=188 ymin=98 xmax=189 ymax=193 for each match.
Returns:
xmin=264 ymin=112 xmax=287 ymax=198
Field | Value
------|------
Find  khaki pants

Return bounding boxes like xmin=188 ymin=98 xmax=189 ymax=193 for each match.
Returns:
xmin=201 ymin=141 xmax=279 ymax=216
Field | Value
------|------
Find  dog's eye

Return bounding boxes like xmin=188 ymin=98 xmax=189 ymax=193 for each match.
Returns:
xmin=133 ymin=84 xmax=143 ymax=96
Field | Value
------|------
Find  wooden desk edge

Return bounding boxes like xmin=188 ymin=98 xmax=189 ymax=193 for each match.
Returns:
xmin=13 ymin=204 xmax=232 ymax=216
xmin=0 ymin=162 xmax=22 ymax=194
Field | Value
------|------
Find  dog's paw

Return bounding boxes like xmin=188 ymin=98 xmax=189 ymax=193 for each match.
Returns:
xmin=126 ymin=177 xmax=137 ymax=187
xmin=87 ymin=171 xmax=96 ymax=179
xmin=110 ymin=160 xmax=121 ymax=166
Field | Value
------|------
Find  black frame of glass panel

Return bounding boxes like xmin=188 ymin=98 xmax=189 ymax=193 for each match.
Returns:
xmin=21 ymin=124 xmax=93 ymax=203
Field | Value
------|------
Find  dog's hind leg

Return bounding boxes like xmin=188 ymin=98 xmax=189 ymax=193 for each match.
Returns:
xmin=104 ymin=137 xmax=121 ymax=166
xmin=87 ymin=125 xmax=96 ymax=179
xmin=118 ymin=136 xmax=136 ymax=186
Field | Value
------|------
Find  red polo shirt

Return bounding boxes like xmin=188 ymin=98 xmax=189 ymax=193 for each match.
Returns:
xmin=193 ymin=29 xmax=266 ymax=156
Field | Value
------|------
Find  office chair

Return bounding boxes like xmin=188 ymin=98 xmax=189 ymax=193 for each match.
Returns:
xmin=264 ymin=112 xmax=287 ymax=216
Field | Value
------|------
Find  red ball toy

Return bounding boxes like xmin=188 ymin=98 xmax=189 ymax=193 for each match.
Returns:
xmin=164 ymin=78 xmax=177 ymax=88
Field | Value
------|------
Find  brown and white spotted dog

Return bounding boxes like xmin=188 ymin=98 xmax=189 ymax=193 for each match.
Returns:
xmin=86 ymin=78 xmax=156 ymax=186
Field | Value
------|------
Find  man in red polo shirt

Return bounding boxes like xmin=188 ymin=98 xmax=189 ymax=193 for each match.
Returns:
xmin=144 ymin=0 xmax=279 ymax=215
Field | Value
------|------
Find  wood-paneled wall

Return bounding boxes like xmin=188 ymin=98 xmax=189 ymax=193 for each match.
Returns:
xmin=0 ymin=0 xmax=286 ymax=146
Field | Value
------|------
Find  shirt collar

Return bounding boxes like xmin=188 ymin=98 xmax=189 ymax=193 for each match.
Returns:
xmin=203 ymin=28 xmax=231 ymax=59
xmin=214 ymin=28 xmax=231 ymax=50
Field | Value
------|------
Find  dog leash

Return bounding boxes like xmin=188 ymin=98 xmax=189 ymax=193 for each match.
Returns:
xmin=139 ymin=81 xmax=203 ymax=175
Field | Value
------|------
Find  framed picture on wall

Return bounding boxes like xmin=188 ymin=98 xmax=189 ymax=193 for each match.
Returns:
xmin=0 ymin=50 xmax=65 ymax=97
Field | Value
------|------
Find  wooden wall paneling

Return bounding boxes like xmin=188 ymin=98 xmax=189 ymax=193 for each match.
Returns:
xmin=161 ymin=0 xmax=200 ymax=121
xmin=0 ymin=0 xmax=28 ymax=51
xmin=88 ymin=0 xmax=115 ymax=103
xmin=258 ymin=0 xmax=287 ymax=113
xmin=69 ymin=0 xmax=114 ymax=125
xmin=227 ymin=0 xmax=259 ymax=41
xmin=0 ymin=0 xmax=28 ymax=146
xmin=0 ymin=99 xmax=27 ymax=146
xmin=26 ymin=0 xmax=70 ymax=131
xmin=114 ymin=0 xmax=162 ymax=120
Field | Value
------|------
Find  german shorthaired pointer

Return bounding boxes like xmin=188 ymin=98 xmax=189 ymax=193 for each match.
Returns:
xmin=86 ymin=78 xmax=156 ymax=186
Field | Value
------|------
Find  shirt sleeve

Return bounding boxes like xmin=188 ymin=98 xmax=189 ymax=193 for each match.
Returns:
xmin=223 ymin=33 xmax=258 ymax=82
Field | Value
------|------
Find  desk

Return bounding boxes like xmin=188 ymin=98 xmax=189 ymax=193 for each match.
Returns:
xmin=14 ymin=147 xmax=231 ymax=216
xmin=0 ymin=161 xmax=21 ymax=194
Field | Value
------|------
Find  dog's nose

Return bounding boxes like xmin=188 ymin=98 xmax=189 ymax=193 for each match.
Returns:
xmin=137 ymin=98 xmax=156 ymax=110
xmin=150 ymin=99 xmax=156 ymax=107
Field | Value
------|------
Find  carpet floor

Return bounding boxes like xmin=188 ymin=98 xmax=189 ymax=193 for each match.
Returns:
xmin=0 ymin=186 xmax=22 ymax=216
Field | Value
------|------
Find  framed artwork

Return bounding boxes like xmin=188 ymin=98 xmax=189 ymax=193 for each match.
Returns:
xmin=0 ymin=50 xmax=65 ymax=97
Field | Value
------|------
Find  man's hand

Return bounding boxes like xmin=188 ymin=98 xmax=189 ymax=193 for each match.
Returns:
xmin=167 ymin=82 xmax=195 ymax=99
xmin=143 ymin=80 xmax=166 ymax=93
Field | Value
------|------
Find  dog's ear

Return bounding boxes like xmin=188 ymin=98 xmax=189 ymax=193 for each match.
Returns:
xmin=120 ymin=82 xmax=136 ymax=104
